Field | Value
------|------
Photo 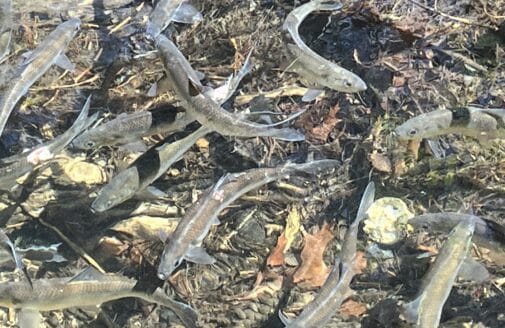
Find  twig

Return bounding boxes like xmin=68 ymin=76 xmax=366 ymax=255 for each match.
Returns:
xmin=38 ymin=217 xmax=105 ymax=273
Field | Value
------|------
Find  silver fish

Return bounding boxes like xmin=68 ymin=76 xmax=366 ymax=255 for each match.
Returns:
xmin=0 ymin=0 xmax=11 ymax=61
xmin=0 ymin=228 xmax=31 ymax=287
xmin=0 ymin=18 xmax=81 ymax=137
xmin=156 ymin=34 xmax=305 ymax=141
xmin=91 ymin=125 xmax=212 ymax=212
xmin=402 ymin=218 xmax=475 ymax=328
xmin=146 ymin=0 xmax=202 ymax=38
xmin=71 ymin=110 xmax=193 ymax=151
xmin=0 ymin=96 xmax=96 ymax=189
xmin=0 ymin=267 xmax=198 ymax=328
xmin=395 ymin=106 xmax=505 ymax=143
xmin=282 ymin=0 xmax=367 ymax=101
xmin=157 ymin=160 xmax=340 ymax=280
xmin=279 ymin=181 xmax=375 ymax=327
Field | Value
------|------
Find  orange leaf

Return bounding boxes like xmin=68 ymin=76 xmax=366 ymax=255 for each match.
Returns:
xmin=340 ymin=299 xmax=367 ymax=318
xmin=353 ymin=251 xmax=367 ymax=274
xmin=293 ymin=224 xmax=334 ymax=288
xmin=267 ymin=233 xmax=287 ymax=267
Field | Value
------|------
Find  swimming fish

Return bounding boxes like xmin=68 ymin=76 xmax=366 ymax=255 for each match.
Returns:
xmin=401 ymin=218 xmax=475 ymax=328
xmin=91 ymin=125 xmax=211 ymax=212
xmin=71 ymin=110 xmax=193 ymax=151
xmin=0 ymin=266 xmax=198 ymax=328
xmin=0 ymin=96 xmax=96 ymax=189
xmin=0 ymin=228 xmax=31 ymax=287
xmin=0 ymin=18 xmax=81 ymax=137
xmin=395 ymin=106 xmax=505 ymax=143
xmin=282 ymin=0 xmax=367 ymax=101
xmin=157 ymin=159 xmax=340 ymax=280
xmin=279 ymin=181 xmax=375 ymax=327
xmin=156 ymin=34 xmax=305 ymax=141
xmin=0 ymin=0 xmax=11 ymax=62
xmin=146 ymin=0 xmax=202 ymax=38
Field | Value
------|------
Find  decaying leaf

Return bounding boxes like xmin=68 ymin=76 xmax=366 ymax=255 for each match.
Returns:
xmin=340 ymin=299 xmax=368 ymax=318
xmin=109 ymin=216 xmax=179 ymax=241
xmin=293 ymin=223 xmax=334 ymax=288
xmin=370 ymin=152 xmax=392 ymax=173
xmin=307 ymin=104 xmax=341 ymax=143
xmin=235 ymin=273 xmax=283 ymax=301
xmin=58 ymin=156 xmax=107 ymax=184
xmin=266 ymin=206 xmax=301 ymax=266
xmin=267 ymin=233 xmax=287 ymax=266
xmin=353 ymin=251 xmax=367 ymax=274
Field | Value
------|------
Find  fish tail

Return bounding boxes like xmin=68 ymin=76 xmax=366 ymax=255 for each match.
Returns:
xmin=147 ymin=290 xmax=199 ymax=328
xmin=267 ymin=128 xmax=305 ymax=141
xmin=313 ymin=0 xmax=343 ymax=11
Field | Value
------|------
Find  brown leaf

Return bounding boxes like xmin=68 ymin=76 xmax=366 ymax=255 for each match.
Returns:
xmin=235 ymin=275 xmax=283 ymax=301
xmin=339 ymin=299 xmax=368 ymax=318
xmin=293 ymin=224 xmax=334 ymax=288
xmin=267 ymin=233 xmax=287 ymax=267
xmin=308 ymin=104 xmax=341 ymax=143
xmin=370 ymin=153 xmax=392 ymax=173
xmin=353 ymin=251 xmax=367 ymax=274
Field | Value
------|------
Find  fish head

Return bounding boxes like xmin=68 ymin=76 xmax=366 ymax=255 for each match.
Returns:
xmin=326 ymin=69 xmax=367 ymax=93
xmin=395 ymin=110 xmax=452 ymax=141
xmin=64 ymin=18 xmax=82 ymax=35
xmin=157 ymin=240 xmax=185 ymax=280
xmin=91 ymin=167 xmax=140 ymax=212
xmin=71 ymin=132 xmax=99 ymax=150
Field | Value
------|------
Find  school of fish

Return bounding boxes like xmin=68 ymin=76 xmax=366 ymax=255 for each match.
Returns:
xmin=0 ymin=0 xmax=502 ymax=327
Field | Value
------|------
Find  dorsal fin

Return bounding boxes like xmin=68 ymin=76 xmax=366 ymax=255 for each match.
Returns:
xmin=188 ymin=79 xmax=201 ymax=97
xmin=68 ymin=266 xmax=104 ymax=282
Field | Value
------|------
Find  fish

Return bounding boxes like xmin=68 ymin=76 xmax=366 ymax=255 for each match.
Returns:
xmin=71 ymin=109 xmax=193 ymax=151
xmin=0 ymin=96 xmax=96 ymax=189
xmin=91 ymin=125 xmax=212 ymax=212
xmin=401 ymin=218 xmax=475 ymax=328
xmin=279 ymin=181 xmax=375 ymax=327
xmin=157 ymin=159 xmax=340 ymax=280
xmin=395 ymin=106 xmax=505 ymax=143
xmin=282 ymin=0 xmax=367 ymax=101
xmin=146 ymin=0 xmax=202 ymax=38
xmin=0 ymin=0 xmax=11 ymax=62
xmin=0 ymin=18 xmax=81 ymax=137
xmin=156 ymin=34 xmax=305 ymax=141
xmin=0 ymin=266 xmax=198 ymax=328
xmin=409 ymin=212 xmax=505 ymax=265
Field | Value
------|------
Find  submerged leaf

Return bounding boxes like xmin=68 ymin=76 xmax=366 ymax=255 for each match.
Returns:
xmin=293 ymin=224 xmax=334 ymax=288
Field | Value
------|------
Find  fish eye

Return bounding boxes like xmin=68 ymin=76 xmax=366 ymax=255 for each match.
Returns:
xmin=344 ymin=80 xmax=353 ymax=88
xmin=174 ymin=258 xmax=183 ymax=268
xmin=408 ymin=128 xmax=418 ymax=136
xmin=85 ymin=141 xmax=95 ymax=148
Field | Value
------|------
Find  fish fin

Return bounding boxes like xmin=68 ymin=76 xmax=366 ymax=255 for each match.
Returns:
xmin=172 ymin=2 xmax=203 ymax=24
xmin=211 ymin=216 xmax=220 ymax=225
xmin=194 ymin=70 xmax=205 ymax=81
xmin=185 ymin=246 xmax=215 ymax=265
xmin=188 ymin=79 xmax=202 ymax=97
xmin=68 ymin=266 xmax=104 ymax=282
xmin=18 ymin=308 xmax=41 ymax=328
xmin=158 ymin=230 xmax=171 ymax=243
xmin=118 ymin=140 xmax=148 ymax=153
xmin=278 ymin=310 xmax=293 ymax=325
xmin=79 ymin=306 xmax=101 ymax=319
xmin=458 ymin=256 xmax=490 ymax=282
xmin=302 ymin=88 xmax=324 ymax=102
xmin=261 ymin=109 xmax=307 ymax=127
xmin=136 ymin=186 xmax=168 ymax=200
xmin=401 ymin=297 xmax=420 ymax=324
xmin=268 ymin=128 xmax=305 ymax=142
xmin=147 ymin=82 xmax=158 ymax=97
xmin=55 ymin=53 xmax=75 ymax=72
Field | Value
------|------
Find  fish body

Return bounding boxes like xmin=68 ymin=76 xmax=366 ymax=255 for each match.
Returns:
xmin=91 ymin=126 xmax=211 ymax=212
xmin=72 ymin=109 xmax=193 ymax=150
xmin=280 ymin=182 xmax=375 ymax=327
xmin=0 ymin=0 xmax=11 ymax=61
xmin=157 ymin=160 xmax=340 ymax=280
xmin=395 ymin=107 xmax=505 ymax=142
xmin=0 ymin=18 xmax=81 ymax=137
xmin=0 ymin=96 xmax=95 ymax=189
xmin=402 ymin=218 xmax=475 ymax=328
xmin=0 ymin=267 xmax=198 ymax=328
xmin=155 ymin=35 xmax=304 ymax=141
xmin=146 ymin=0 xmax=202 ymax=38
xmin=282 ymin=0 xmax=367 ymax=99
